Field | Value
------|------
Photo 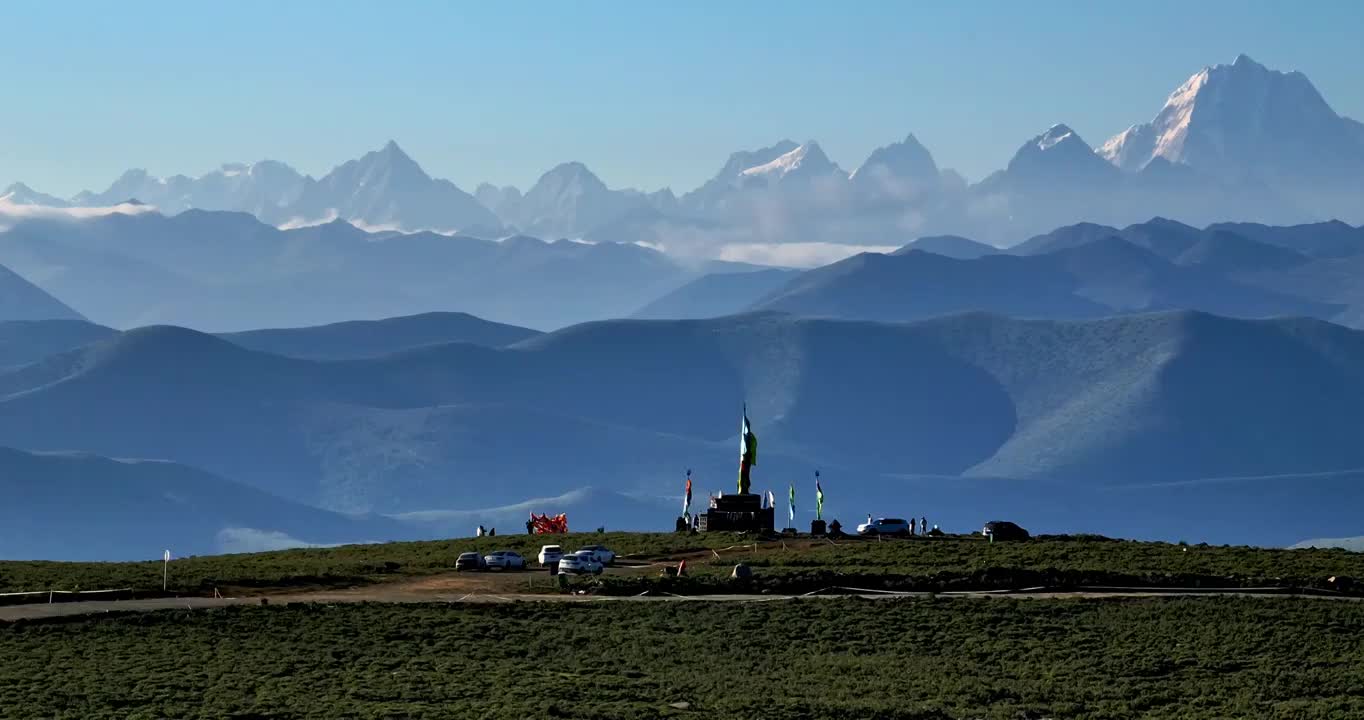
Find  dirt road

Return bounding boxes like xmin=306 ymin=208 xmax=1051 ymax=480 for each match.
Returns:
xmin=2 ymin=575 xmax=1356 ymax=622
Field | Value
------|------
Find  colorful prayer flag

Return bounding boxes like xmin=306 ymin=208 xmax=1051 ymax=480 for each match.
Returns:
xmin=683 ymin=469 xmax=693 ymax=517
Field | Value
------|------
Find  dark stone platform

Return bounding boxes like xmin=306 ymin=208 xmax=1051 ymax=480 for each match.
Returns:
xmin=698 ymin=493 xmax=774 ymax=533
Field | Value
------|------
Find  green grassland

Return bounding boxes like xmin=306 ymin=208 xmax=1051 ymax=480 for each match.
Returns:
xmin=3 ymin=597 xmax=1363 ymax=719
xmin=3 ymin=533 xmax=1363 ymax=597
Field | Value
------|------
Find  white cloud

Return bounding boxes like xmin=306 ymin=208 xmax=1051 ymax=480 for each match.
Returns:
xmin=717 ymin=242 xmax=897 ymax=268
xmin=1288 ymin=536 xmax=1364 ymax=551
xmin=0 ymin=198 xmax=157 ymax=231
xmin=276 ymin=209 xmax=340 ymax=230
xmin=393 ymin=487 xmax=594 ymax=525
xmin=214 ymin=527 xmax=359 ymax=554
xmin=275 ymin=210 xmax=475 ymax=237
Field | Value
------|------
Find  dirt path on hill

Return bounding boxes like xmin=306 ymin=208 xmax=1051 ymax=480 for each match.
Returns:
xmin=3 ymin=582 xmax=1358 ymax=623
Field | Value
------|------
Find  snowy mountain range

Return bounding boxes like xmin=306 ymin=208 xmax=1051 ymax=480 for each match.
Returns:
xmin=71 ymin=161 xmax=309 ymax=217
xmin=6 ymin=55 xmax=1361 ymax=243
xmin=282 ymin=141 xmax=499 ymax=232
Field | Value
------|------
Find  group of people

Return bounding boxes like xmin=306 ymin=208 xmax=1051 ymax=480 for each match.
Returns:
xmin=475 ymin=525 xmax=496 ymax=537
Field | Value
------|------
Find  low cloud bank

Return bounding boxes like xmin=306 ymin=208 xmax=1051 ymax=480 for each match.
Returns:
xmin=1289 ymin=536 xmax=1364 ymax=551
xmin=716 ymin=242 xmax=898 ymax=268
xmin=215 ymin=527 xmax=362 ymax=554
xmin=0 ymin=198 xmax=156 ymax=230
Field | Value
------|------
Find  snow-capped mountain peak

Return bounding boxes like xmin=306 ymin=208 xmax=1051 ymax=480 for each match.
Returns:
xmin=993 ymin=123 xmax=1120 ymax=187
xmin=1098 ymin=63 xmax=1212 ymax=170
xmin=511 ymin=161 xmax=650 ymax=237
xmin=355 ymin=140 xmax=428 ymax=183
xmin=287 ymin=141 xmax=498 ymax=232
xmin=1037 ymin=124 xmax=1079 ymax=151
xmin=1098 ymin=54 xmax=1364 ymax=182
xmin=739 ymin=141 xmax=841 ymax=182
xmin=0 ymin=182 xmax=71 ymax=207
xmin=535 ymin=161 xmax=609 ymax=194
xmin=850 ymin=133 xmax=939 ymax=183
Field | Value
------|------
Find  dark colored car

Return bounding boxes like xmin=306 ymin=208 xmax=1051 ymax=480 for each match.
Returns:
xmin=982 ymin=521 xmax=1030 ymax=541
xmin=455 ymin=551 xmax=486 ymax=571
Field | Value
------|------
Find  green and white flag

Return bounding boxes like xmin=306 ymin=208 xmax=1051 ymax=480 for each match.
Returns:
xmin=788 ymin=484 xmax=795 ymax=525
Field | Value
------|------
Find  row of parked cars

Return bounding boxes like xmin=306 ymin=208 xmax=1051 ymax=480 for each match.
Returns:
xmin=455 ymin=544 xmax=616 ymax=575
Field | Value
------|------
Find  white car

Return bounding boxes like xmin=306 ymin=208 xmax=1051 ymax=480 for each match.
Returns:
xmin=538 ymin=545 xmax=564 ymax=566
xmin=576 ymin=545 xmax=615 ymax=566
xmin=557 ymin=550 xmax=604 ymax=575
xmin=483 ymin=550 xmax=526 ymax=570
xmin=857 ymin=518 xmax=911 ymax=536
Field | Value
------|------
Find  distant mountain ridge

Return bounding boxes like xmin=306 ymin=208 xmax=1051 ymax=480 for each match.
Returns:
xmin=747 ymin=236 xmax=1336 ymax=324
xmin=0 ymin=446 xmax=404 ymax=560
xmin=0 ymin=313 xmax=538 ymax=371
xmin=4 ymin=311 xmax=1364 ymax=524
xmin=896 ymin=235 xmax=998 ymax=260
xmin=5 ymin=206 xmax=1361 ymax=334
xmin=0 ymin=319 xmax=116 ymax=370
xmin=219 ymin=312 xmax=541 ymax=360
xmin=0 ymin=210 xmax=728 ymax=331
xmin=639 ymin=217 xmax=1362 ymax=328
xmin=0 ymin=263 xmax=85 ymax=323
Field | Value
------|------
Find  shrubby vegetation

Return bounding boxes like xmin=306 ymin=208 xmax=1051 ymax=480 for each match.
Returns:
xmin=3 ymin=597 xmax=1363 ymax=719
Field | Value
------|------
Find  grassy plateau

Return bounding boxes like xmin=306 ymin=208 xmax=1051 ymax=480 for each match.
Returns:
xmin=3 ymin=597 xmax=1364 ymax=719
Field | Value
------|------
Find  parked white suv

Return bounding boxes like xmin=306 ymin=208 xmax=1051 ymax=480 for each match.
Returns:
xmin=538 ymin=545 xmax=564 ymax=566
xmin=857 ymin=518 xmax=911 ymax=536
xmin=557 ymin=550 xmax=604 ymax=575
xmin=576 ymin=545 xmax=615 ymax=566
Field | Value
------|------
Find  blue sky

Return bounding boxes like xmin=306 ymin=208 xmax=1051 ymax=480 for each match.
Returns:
xmin=2 ymin=1 xmax=1361 ymax=196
